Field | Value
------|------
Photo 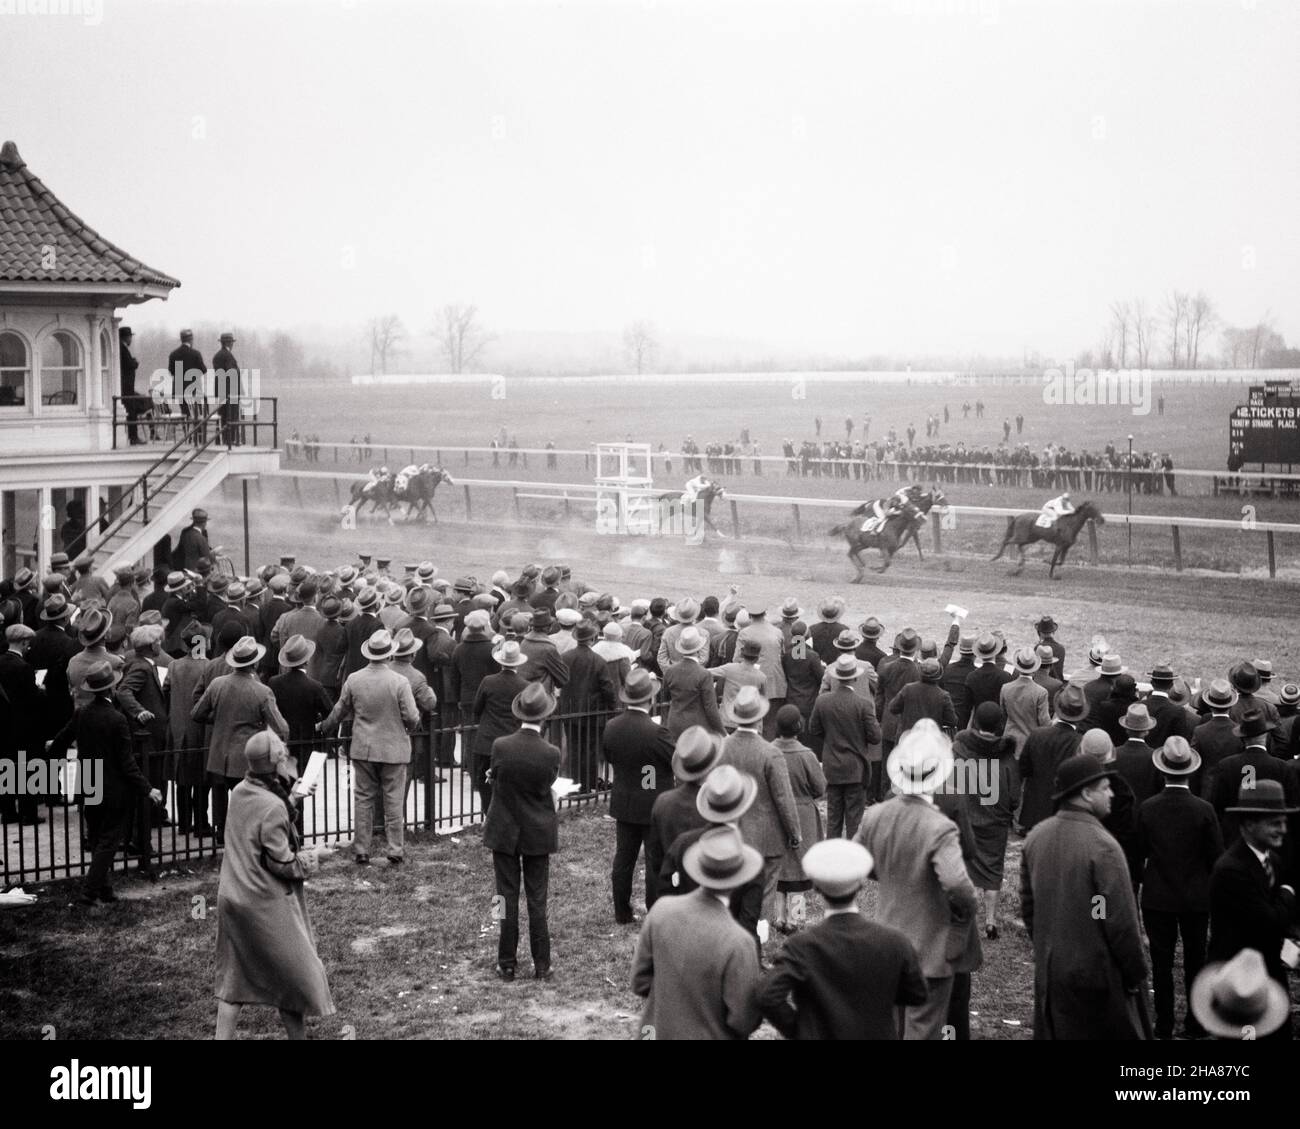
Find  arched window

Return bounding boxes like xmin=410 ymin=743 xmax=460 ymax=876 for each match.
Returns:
xmin=0 ymin=332 xmax=30 ymax=409
xmin=100 ymin=327 xmax=111 ymax=394
xmin=41 ymin=331 xmax=82 ymax=407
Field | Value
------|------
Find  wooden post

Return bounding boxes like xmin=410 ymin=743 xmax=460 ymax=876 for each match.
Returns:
xmin=729 ymin=499 xmax=740 ymax=539
xmin=464 ymin=449 xmax=469 ymax=466
xmin=513 ymin=487 xmax=520 ymax=520
xmin=930 ymin=510 xmax=941 ymax=554
xmin=292 ymin=475 xmax=303 ymax=510
xmin=382 ymin=447 xmax=388 ymax=466
xmin=462 ymin=483 xmax=472 ymax=520
xmin=792 ymin=503 xmax=801 ymax=540
xmin=563 ymin=494 xmax=571 ymax=519
xmin=1171 ymin=524 xmax=1182 ymax=572
xmin=332 ymin=476 xmax=341 ymax=507
xmin=1087 ymin=520 xmax=1099 ymax=565
xmin=1267 ymin=530 xmax=1276 ymax=578
xmin=409 ymin=448 xmax=415 ymax=465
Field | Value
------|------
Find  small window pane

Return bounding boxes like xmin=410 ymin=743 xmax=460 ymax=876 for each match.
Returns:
xmin=41 ymin=331 xmax=81 ymax=406
xmin=0 ymin=332 xmax=29 ymax=407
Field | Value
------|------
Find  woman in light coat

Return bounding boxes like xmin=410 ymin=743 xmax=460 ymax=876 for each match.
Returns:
xmin=215 ymin=731 xmax=334 ymax=1039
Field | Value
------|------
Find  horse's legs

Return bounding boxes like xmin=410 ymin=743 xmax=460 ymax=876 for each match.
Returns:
xmin=848 ymin=544 xmax=865 ymax=583
xmin=1012 ymin=543 xmax=1026 ymax=575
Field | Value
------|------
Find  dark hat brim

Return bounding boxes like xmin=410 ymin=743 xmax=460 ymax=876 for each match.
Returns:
xmin=1050 ymin=766 xmax=1116 ymax=803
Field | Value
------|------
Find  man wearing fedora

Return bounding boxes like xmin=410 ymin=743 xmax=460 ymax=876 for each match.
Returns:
xmin=1145 ymin=663 xmax=1195 ymax=748
xmin=999 ymin=648 xmax=1050 ymax=754
xmin=49 ymin=661 xmax=163 ymax=903
xmin=1033 ymin=615 xmax=1065 ymax=682
xmin=176 ymin=509 xmax=213 ymax=573
xmin=212 ymin=331 xmax=242 ymax=446
xmin=168 ymin=328 xmax=208 ymax=440
xmin=1192 ymin=679 xmax=1242 ymax=796
xmin=29 ymin=594 xmax=79 ymax=741
xmin=710 ymin=637 xmax=769 ymax=726
xmin=631 ymin=824 xmax=764 ymax=1040
xmin=269 ymin=634 xmax=334 ymax=768
xmin=392 ymin=627 xmax=440 ymax=799
xmin=809 ymin=599 xmax=847 ymax=665
xmin=116 ymin=625 xmax=172 ymax=867
xmin=1190 ymin=949 xmax=1292 ymax=1041
xmin=472 ymin=639 xmax=530 ymax=811
xmin=192 ymin=636 xmax=290 ymax=844
xmin=602 ymin=670 xmax=677 ymax=923
xmin=0 ymin=624 xmax=45 ymax=823
xmin=941 ymin=632 xmax=979 ymax=731
xmin=560 ymin=619 xmax=618 ymax=792
xmin=483 ymin=682 xmax=562 ymax=981
xmin=1020 ymin=752 xmax=1149 ymax=1039
xmin=737 ymin=605 xmax=787 ymax=740
xmin=757 ymin=839 xmax=927 ymax=1039
xmin=451 ymin=608 xmax=498 ymax=721
xmin=311 ymin=595 xmax=349 ymax=703
xmin=657 ymin=596 xmax=700 ymax=672
xmin=422 ymin=602 xmax=460 ymax=777
xmin=811 ymin=653 xmax=882 ymax=839
xmin=1082 ymin=652 xmax=1127 ymax=721
xmin=1113 ymin=704 xmax=1161 ymax=807
xmin=1031 ymin=643 xmax=1064 ymax=713
xmin=645 ymin=727 xmax=723 ymax=911
xmin=1135 ymin=736 xmax=1223 ymax=1039
xmin=854 ymin=617 xmax=890 ymax=673
xmin=1208 ymin=710 xmax=1298 ymax=848
xmin=719 ymin=685 xmax=802 ymax=930
xmin=963 ymin=632 xmax=1013 ymax=722
xmin=855 ymin=722 xmax=979 ymax=1039
xmin=1207 ymin=778 xmax=1299 ymax=1040
xmin=343 ymin=585 xmax=382 ymax=680
xmin=1016 ymin=683 xmax=1088 ymax=832
xmin=321 ymin=629 xmax=420 ymax=864
xmin=1228 ymin=661 xmax=1282 ymax=739
xmin=663 ymin=626 xmax=725 ymax=739
xmin=890 ymin=657 xmax=960 ymax=738
xmin=656 ymin=765 xmax=767 ymax=949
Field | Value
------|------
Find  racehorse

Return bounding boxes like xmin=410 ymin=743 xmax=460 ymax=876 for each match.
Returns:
xmin=829 ymin=486 xmax=946 ymax=580
xmin=346 ymin=472 xmax=397 ymax=522
xmin=397 ymin=464 xmax=454 ymax=522
xmin=658 ymin=481 xmax=727 ymax=541
xmin=991 ymin=500 xmax=1105 ymax=579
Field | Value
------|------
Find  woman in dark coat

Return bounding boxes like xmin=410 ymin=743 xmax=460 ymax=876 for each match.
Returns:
xmin=215 ymin=731 xmax=334 ymax=1039
xmin=952 ymin=701 xmax=1018 ymax=939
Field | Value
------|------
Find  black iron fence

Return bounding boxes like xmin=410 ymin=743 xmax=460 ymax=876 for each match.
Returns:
xmin=1 ymin=705 xmax=647 ymax=888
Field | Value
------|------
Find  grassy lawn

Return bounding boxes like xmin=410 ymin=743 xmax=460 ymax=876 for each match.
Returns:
xmin=1 ymin=803 xmax=1041 ymax=1040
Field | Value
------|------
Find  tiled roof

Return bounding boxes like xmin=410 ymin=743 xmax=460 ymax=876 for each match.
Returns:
xmin=0 ymin=141 xmax=180 ymax=290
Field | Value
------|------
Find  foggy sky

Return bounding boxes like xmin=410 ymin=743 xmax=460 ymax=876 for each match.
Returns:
xmin=5 ymin=0 xmax=1298 ymax=360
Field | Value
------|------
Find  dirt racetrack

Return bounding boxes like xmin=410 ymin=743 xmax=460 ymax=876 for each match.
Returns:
xmin=209 ymin=475 xmax=1298 ymax=682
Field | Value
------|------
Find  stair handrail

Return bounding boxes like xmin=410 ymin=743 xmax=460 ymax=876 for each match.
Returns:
xmin=88 ymin=404 xmax=226 ymax=563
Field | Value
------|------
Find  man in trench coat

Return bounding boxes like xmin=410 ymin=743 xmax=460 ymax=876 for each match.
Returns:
xmin=1020 ymin=753 xmax=1149 ymax=1040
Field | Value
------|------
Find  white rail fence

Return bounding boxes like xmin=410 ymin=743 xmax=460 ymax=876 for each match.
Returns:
xmin=264 ymin=470 xmax=1300 ymax=578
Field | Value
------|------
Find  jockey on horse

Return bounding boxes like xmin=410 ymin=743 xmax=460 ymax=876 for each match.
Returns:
xmin=855 ymin=484 xmax=919 ymax=533
xmin=681 ymin=472 xmax=714 ymax=506
xmin=1037 ymin=491 xmax=1076 ymax=528
xmin=362 ymin=465 xmax=393 ymax=499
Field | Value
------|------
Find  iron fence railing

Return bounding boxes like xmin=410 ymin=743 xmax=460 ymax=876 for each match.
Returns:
xmin=1 ymin=704 xmax=654 ymax=888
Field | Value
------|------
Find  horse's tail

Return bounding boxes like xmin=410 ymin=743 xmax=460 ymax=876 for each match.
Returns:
xmin=829 ymin=523 xmax=847 ymax=538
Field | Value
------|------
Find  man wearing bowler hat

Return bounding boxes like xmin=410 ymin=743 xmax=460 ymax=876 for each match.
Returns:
xmin=320 ymin=629 xmax=419 ymax=865
xmin=631 ymin=824 xmax=764 ymax=1040
xmin=1207 ymin=778 xmax=1299 ymax=1040
xmin=757 ymin=839 xmax=927 ymax=1039
xmin=1020 ymin=752 xmax=1149 ymax=1039
xmin=1114 ymin=703 xmax=1161 ymax=808
xmin=1145 ymin=662 xmax=1194 ymax=748
xmin=601 ymin=669 xmax=675 ymax=923
xmin=483 ymin=682 xmax=562 ymax=981
xmin=855 ymin=722 xmax=979 ymax=1039
xmin=1135 ymin=737 xmax=1223 ymax=1039
xmin=1227 ymin=661 xmax=1282 ymax=738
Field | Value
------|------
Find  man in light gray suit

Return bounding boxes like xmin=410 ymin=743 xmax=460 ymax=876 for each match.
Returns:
xmin=631 ymin=825 xmax=764 ymax=1040
xmin=855 ymin=720 xmax=979 ymax=1039
xmin=718 ymin=686 xmax=801 ymax=928
xmin=321 ymin=628 xmax=420 ymax=865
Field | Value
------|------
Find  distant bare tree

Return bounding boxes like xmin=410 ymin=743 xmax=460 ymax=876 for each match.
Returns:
xmin=1109 ymin=301 xmax=1131 ymax=368
xmin=367 ymin=314 xmax=405 ymax=375
xmin=1248 ymin=313 xmax=1281 ymax=368
xmin=1186 ymin=291 xmax=1216 ymax=369
xmin=623 ymin=321 xmax=659 ymax=375
xmin=1132 ymin=297 xmax=1156 ymax=368
xmin=432 ymin=304 xmax=491 ymax=373
xmin=1163 ymin=290 xmax=1190 ymax=367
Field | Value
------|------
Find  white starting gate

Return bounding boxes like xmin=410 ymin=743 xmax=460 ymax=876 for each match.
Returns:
xmin=595 ymin=442 xmax=655 ymax=535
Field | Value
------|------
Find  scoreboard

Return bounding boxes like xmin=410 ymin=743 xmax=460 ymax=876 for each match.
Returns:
xmin=1229 ymin=382 xmax=1300 ymax=468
